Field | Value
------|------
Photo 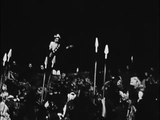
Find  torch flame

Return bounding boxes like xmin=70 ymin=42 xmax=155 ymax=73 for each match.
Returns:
xmin=131 ymin=56 xmax=133 ymax=62
xmin=7 ymin=49 xmax=12 ymax=62
xmin=3 ymin=53 xmax=7 ymax=66
xmin=44 ymin=56 xmax=48 ymax=69
xmin=95 ymin=37 xmax=99 ymax=53
xmin=104 ymin=44 xmax=109 ymax=59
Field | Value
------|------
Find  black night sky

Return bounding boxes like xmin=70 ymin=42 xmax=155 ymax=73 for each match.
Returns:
xmin=1 ymin=0 xmax=159 ymax=73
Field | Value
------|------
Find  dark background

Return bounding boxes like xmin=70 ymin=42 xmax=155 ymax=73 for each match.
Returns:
xmin=1 ymin=0 xmax=159 ymax=74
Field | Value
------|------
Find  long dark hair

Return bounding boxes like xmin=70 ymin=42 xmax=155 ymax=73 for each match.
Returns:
xmin=0 ymin=96 xmax=3 ymax=102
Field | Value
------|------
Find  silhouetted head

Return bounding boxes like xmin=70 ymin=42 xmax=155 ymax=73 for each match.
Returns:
xmin=0 ymin=96 xmax=2 ymax=102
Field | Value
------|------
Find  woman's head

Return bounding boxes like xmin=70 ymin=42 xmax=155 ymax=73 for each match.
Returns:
xmin=0 ymin=96 xmax=2 ymax=102
xmin=54 ymin=34 xmax=61 ymax=43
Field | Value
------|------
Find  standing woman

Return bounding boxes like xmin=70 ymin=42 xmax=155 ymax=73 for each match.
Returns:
xmin=48 ymin=33 xmax=61 ymax=69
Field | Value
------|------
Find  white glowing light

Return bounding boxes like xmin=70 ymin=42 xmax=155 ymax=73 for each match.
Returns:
xmin=104 ymin=44 xmax=109 ymax=59
xmin=44 ymin=56 xmax=48 ymax=69
xmin=131 ymin=56 xmax=133 ymax=62
xmin=57 ymin=70 xmax=61 ymax=75
xmin=44 ymin=101 xmax=49 ymax=108
xmin=7 ymin=49 xmax=12 ymax=62
xmin=29 ymin=63 xmax=32 ymax=68
xmin=40 ymin=65 xmax=44 ymax=70
xmin=76 ymin=68 xmax=79 ymax=73
xmin=52 ymin=69 xmax=56 ymax=75
xmin=3 ymin=53 xmax=7 ymax=66
xmin=95 ymin=37 xmax=99 ymax=53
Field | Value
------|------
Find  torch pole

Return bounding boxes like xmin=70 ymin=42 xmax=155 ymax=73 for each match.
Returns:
xmin=41 ymin=56 xmax=48 ymax=104
xmin=102 ymin=63 xmax=107 ymax=98
xmin=41 ymin=72 xmax=46 ymax=104
xmin=93 ymin=60 xmax=97 ymax=96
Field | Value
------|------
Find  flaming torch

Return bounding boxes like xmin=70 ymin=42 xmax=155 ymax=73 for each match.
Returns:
xmin=93 ymin=37 xmax=99 ymax=98
xmin=103 ymin=44 xmax=109 ymax=97
xmin=7 ymin=49 xmax=12 ymax=62
xmin=3 ymin=53 xmax=7 ymax=66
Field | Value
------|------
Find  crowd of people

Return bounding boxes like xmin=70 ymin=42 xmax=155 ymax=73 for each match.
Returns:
xmin=0 ymin=34 xmax=159 ymax=120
